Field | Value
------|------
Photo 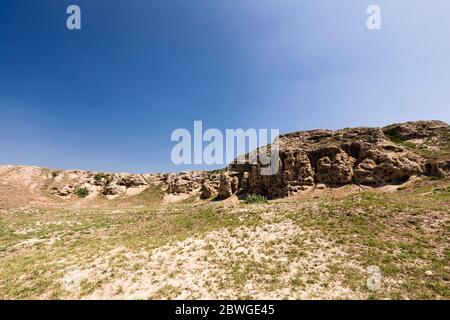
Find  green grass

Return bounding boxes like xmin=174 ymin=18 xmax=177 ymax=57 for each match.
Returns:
xmin=286 ymin=181 xmax=450 ymax=299
xmin=0 ymin=202 xmax=264 ymax=299
xmin=384 ymin=129 xmax=417 ymax=149
xmin=0 ymin=178 xmax=448 ymax=299
xmin=245 ymin=194 xmax=268 ymax=204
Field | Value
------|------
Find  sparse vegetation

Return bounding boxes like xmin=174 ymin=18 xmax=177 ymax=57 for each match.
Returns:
xmin=51 ymin=170 xmax=61 ymax=178
xmin=76 ymin=187 xmax=90 ymax=198
xmin=94 ymin=173 xmax=108 ymax=183
xmin=210 ymin=168 xmax=225 ymax=174
xmin=384 ymin=129 xmax=417 ymax=149
xmin=0 ymin=178 xmax=448 ymax=299
xmin=426 ymin=175 xmax=444 ymax=181
xmin=245 ymin=194 xmax=268 ymax=204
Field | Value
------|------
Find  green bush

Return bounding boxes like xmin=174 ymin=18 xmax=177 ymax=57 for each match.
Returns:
xmin=94 ymin=173 xmax=108 ymax=182
xmin=76 ymin=187 xmax=90 ymax=198
xmin=245 ymin=194 xmax=268 ymax=204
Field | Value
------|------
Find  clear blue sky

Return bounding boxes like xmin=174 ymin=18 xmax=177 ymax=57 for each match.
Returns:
xmin=1 ymin=1 xmax=449 ymax=173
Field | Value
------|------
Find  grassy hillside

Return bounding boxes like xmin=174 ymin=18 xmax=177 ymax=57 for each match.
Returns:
xmin=0 ymin=178 xmax=448 ymax=299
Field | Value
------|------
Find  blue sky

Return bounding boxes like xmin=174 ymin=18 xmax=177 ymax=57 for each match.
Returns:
xmin=1 ymin=0 xmax=449 ymax=173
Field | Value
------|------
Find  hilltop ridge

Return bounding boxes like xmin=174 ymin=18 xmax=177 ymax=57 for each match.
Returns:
xmin=0 ymin=120 xmax=449 ymax=208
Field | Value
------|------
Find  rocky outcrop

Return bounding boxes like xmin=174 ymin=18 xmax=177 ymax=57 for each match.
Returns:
xmin=161 ymin=171 xmax=220 ymax=195
xmin=217 ymin=174 xmax=230 ymax=200
xmin=425 ymin=160 xmax=450 ymax=178
xmin=382 ymin=120 xmax=449 ymax=141
xmin=48 ymin=171 xmax=150 ymax=199
xmin=216 ymin=121 xmax=449 ymax=199
xmin=200 ymin=182 xmax=214 ymax=199
xmin=2 ymin=121 xmax=447 ymax=203
xmin=135 ymin=120 xmax=448 ymax=201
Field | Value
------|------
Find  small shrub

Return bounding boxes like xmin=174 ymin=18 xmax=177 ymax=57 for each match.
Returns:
xmin=384 ymin=129 xmax=404 ymax=143
xmin=94 ymin=173 xmax=108 ymax=182
xmin=51 ymin=170 xmax=61 ymax=178
xmin=245 ymin=194 xmax=268 ymax=204
xmin=76 ymin=187 xmax=90 ymax=198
